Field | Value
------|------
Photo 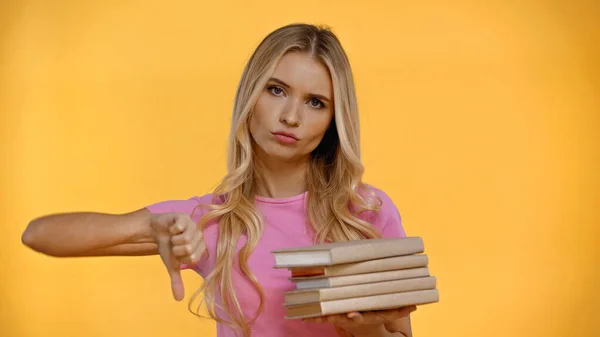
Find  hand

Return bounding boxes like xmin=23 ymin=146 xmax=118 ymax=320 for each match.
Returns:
xmin=150 ymin=212 xmax=206 ymax=301
xmin=303 ymin=306 xmax=416 ymax=336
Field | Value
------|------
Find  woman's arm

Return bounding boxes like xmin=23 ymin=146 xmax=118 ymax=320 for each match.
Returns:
xmin=22 ymin=205 xmax=206 ymax=301
xmin=21 ymin=208 xmax=158 ymax=257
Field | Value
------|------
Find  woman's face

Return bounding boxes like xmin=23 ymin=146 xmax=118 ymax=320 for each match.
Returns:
xmin=249 ymin=51 xmax=334 ymax=164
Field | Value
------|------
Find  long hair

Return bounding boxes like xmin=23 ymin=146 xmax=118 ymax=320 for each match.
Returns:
xmin=189 ymin=23 xmax=383 ymax=336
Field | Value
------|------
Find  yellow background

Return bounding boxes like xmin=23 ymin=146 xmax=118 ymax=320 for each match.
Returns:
xmin=1 ymin=1 xmax=599 ymax=336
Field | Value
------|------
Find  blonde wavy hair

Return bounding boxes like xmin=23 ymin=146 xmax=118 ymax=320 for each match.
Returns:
xmin=189 ymin=23 xmax=384 ymax=336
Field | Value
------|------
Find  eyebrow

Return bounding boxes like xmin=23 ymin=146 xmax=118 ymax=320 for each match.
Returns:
xmin=268 ymin=77 xmax=332 ymax=103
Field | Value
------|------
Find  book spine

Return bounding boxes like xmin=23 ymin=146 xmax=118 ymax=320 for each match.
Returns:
xmin=325 ymin=254 xmax=429 ymax=276
xmin=330 ymin=238 xmax=424 ymax=264
xmin=321 ymin=289 xmax=440 ymax=316
xmin=320 ymin=276 xmax=437 ymax=301
xmin=329 ymin=267 xmax=430 ymax=287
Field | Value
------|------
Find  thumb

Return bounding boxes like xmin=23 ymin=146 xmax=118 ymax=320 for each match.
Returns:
xmin=168 ymin=266 xmax=185 ymax=301
xmin=156 ymin=233 xmax=185 ymax=301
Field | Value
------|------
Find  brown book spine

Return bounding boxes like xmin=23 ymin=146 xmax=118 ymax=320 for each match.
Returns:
xmin=320 ymin=276 xmax=436 ymax=301
xmin=291 ymin=267 xmax=431 ymax=290
xmin=285 ymin=289 xmax=439 ymax=319
xmin=297 ymin=254 xmax=429 ymax=278
xmin=328 ymin=254 xmax=428 ymax=276
xmin=329 ymin=237 xmax=425 ymax=264
xmin=284 ymin=276 xmax=437 ymax=306
xmin=327 ymin=267 xmax=430 ymax=287
xmin=320 ymin=289 xmax=439 ymax=316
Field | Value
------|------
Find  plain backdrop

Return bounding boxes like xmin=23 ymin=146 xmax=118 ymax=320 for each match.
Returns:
xmin=1 ymin=1 xmax=599 ymax=337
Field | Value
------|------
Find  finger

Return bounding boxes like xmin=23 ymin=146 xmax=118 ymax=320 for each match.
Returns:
xmin=405 ymin=305 xmax=418 ymax=314
xmin=169 ymin=214 xmax=192 ymax=236
xmin=169 ymin=221 xmax=185 ymax=236
xmin=172 ymin=231 xmax=203 ymax=259
xmin=325 ymin=314 xmax=349 ymax=325
xmin=347 ymin=311 xmax=364 ymax=322
xmin=347 ymin=311 xmax=360 ymax=318
xmin=363 ymin=306 xmax=417 ymax=324
xmin=343 ymin=311 xmax=388 ymax=326
xmin=387 ymin=306 xmax=417 ymax=319
xmin=347 ymin=311 xmax=359 ymax=317
xmin=171 ymin=223 xmax=196 ymax=246
xmin=158 ymin=239 xmax=186 ymax=301
xmin=180 ymin=238 xmax=206 ymax=265
xmin=168 ymin=267 xmax=185 ymax=301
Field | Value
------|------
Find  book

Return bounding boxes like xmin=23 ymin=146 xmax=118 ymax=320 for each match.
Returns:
xmin=288 ymin=254 xmax=428 ymax=278
xmin=290 ymin=267 xmax=430 ymax=290
xmin=272 ymin=237 xmax=424 ymax=268
xmin=284 ymin=276 xmax=436 ymax=306
xmin=271 ymin=236 xmax=439 ymax=320
xmin=284 ymin=289 xmax=440 ymax=319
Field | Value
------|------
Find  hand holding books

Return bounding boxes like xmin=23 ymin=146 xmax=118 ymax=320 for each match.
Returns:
xmin=271 ymin=237 xmax=439 ymax=320
xmin=301 ymin=305 xmax=417 ymax=336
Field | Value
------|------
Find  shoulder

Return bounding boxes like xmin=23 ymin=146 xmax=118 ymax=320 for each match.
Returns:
xmin=144 ymin=193 xmax=218 ymax=220
xmin=367 ymin=185 xmax=398 ymax=213
xmin=358 ymin=184 xmax=400 ymax=218
xmin=359 ymin=184 xmax=407 ymax=238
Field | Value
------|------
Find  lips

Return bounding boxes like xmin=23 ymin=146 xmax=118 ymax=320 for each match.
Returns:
xmin=273 ymin=131 xmax=299 ymax=140
xmin=272 ymin=131 xmax=299 ymax=144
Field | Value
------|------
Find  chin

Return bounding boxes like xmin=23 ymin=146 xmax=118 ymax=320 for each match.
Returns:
xmin=266 ymin=150 xmax=301 ymax=162
xmin=261 ymin=143 xmax=305 ymax=162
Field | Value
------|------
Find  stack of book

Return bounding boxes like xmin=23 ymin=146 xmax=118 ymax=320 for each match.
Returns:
xmin=271 ymin=237 xmax=439 ymax=319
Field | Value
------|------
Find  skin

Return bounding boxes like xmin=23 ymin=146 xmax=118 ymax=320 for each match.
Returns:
xmin=21 ymin=51 xmax=413 ymax=337
xmin=249 ymin=51 xmax=335 ymax=198
xmin=248 ymin=51 xmax=414 ymax=337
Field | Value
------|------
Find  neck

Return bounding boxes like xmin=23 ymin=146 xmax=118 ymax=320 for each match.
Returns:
xmin=253 ymin=154 xmax=309 ymax=199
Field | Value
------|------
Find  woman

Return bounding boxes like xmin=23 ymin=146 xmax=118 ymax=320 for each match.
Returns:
xmin=22 ymin=23 xmax=416 ymax=337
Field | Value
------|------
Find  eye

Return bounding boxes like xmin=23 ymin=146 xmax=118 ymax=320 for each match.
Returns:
xmin=268 ymin=85 xmax=285 ymax=96
xmin=309 ymin=98 xmax=325 ymax=109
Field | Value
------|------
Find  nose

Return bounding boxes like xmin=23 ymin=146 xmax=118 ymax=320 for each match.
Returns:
xmin=279 ymin=98 xmax=300 ymax=127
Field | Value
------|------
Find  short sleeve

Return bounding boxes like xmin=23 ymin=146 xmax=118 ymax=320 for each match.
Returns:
xmin=370 ymin=187 xmax=407 ymax=239
xmin=146 ymin=199 xmax=193 ymax=214
xmin=380 ymin=200 xmax=407 ymax=238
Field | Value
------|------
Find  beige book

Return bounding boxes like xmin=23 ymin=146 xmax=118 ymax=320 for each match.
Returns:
xmin=291 ymin=267 xmax=430 ymax=290
xmin=284 ymin=276 xmax=436 ymax=306
xmin=285 ymin=289 xmax=439 ymax=319
xmin=272 ymin=237 xmax=424 ymax=268
xmin=289 ymin=254 xmax=428 ymax=278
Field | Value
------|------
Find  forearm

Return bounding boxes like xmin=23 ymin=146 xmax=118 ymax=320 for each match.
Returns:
xmin=22 ymin=209 xmax=157 ymax=257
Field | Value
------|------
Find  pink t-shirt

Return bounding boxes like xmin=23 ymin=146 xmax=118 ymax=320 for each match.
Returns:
xmin=145 ymin=186 xmax=406 ymax=337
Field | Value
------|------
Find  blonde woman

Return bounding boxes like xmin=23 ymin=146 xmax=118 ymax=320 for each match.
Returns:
xmin=22 ymin=23 xmax=417 ymax=337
